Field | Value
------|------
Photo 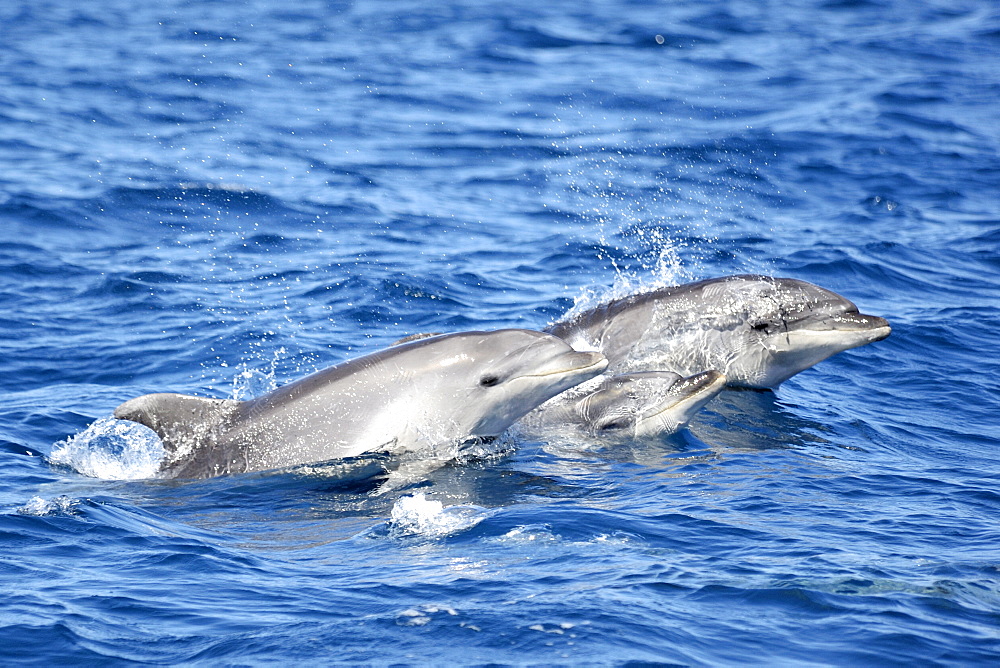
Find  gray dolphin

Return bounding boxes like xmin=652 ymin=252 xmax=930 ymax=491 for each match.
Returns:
xmin=114 ymin=329 xmax=608 ymax=479
xmin=520 ymin=369 xmax=727 ymax=442
xmin=547 ymin=275 xmax=891 ymax=388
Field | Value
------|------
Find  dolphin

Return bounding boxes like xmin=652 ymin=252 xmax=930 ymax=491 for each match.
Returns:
xmin=547 ymin=275 xmax=891 ymax=388
xmin=519 ymin=369 xmax=727 ymax=442
xmin=113 ymin=329 xmax=608 ymax=479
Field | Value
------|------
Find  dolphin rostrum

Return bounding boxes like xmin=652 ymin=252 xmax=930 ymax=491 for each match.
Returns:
xmin=114 ymin=329 xmax=608 ymax=479
xmin=547 ymin=275 xmax=891 ymax=388
xmin=519 ymin=369 xmax=727 ymax=442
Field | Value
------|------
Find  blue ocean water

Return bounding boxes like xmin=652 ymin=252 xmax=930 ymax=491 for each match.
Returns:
xmin=2 ymin=0 xmax=999 ymax=663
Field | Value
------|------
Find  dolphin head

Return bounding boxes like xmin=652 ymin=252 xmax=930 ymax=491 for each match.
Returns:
xmin=574 ymin=370 xmax=726 ymax=438
xmin=400 ymin=329 xmax=608 ymax=438
xmin=711 ymin=276 xmax=891 ymax=388
xmin=548 ymin=274 xmax=891 ymax=391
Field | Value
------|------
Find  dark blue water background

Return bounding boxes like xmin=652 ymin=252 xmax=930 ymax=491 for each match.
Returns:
xmin=1 ymin=0 xmax=999 ymax=664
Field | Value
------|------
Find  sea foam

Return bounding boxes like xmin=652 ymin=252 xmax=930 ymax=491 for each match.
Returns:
xmin=50 ymin=417 xmax=165 ymax=480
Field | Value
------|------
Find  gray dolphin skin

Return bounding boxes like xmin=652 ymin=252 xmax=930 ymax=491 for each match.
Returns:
xmin=520 ymin=369 xmax=727 ymax=441
xmin=114 ymin=329 xmax=608 ymax=479
xmin=547 ymin=275 xmax=891 ymax=389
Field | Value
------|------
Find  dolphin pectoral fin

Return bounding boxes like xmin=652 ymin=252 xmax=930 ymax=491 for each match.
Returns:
xmin=113 ymin=392 xmax=241 ymax=456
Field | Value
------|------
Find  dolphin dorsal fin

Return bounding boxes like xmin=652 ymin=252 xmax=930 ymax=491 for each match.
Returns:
xmin=390 ymin=332 xmax=444 ymax=347
xmin=113 ymin=393 xmax=241 ymax=455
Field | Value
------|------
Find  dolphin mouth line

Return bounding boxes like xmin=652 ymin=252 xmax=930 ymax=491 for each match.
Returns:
xmin=639 ymin=373 xmax=726 ymax=421
xmin=792 ymin=322 xmax=892 ymax=339
xmin=792 ymin=312 xmax=890 ymax=331
xmin=640 ymin=396 xmax=690 ymax=419
xmin=637 ymin=393 xmax=707 ymax=426
xmin=524 ymin=356 xmax=609 ymax=378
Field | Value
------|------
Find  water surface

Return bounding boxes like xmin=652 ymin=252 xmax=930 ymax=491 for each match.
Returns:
xmin=2 ymin=0 xmax=999 ymax=664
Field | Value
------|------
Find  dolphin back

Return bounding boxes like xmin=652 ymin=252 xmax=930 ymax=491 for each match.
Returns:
xmin=114 ymin=392 xmax=242 ymax=461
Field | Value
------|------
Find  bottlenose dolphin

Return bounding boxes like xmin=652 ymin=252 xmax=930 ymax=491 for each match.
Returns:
xmin=547 ymin=275 xmax=891 ymax=388
xmin=519 ymin=369 xmax=727 ymax=442
xmin=114 ymin=330 xmax=608 ymax=479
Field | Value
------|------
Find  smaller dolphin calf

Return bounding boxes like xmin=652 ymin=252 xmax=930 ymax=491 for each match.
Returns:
xmin=519 ymin=369 xmax=726 ymax=442
xmin=114 ymin=330 xmax=608 ymax=479
xmin=548 ymin=275 xmax=891 ymax=388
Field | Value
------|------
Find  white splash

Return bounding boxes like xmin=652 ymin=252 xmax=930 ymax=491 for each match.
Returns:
xmin=376 ymin=435 xmax=514 ymax=494
xmin=396 ymin=604 xmax=459 ymax=627
xmin=545 ymin=136 xmax=727 ymax=326
xmin=496 ymin=524 xmax=559 ymax=544
xmin=230 ymin=346 xmax=286 ymax=400
xmin=561 ymin=229 xmax=699 ymax=325
xmin=388 ymin=493 xmax=486 ymax=538
xmin=16 ymin=495 xmax=78 ymax=516
xmin=50 ymin=417 xmax=165 ymax=480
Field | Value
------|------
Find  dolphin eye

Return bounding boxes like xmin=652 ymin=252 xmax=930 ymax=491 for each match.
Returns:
xmin=599 ymin=421 xmax=626 ymax=431
xmin=479 ymin=374 xmax=501 ymax=387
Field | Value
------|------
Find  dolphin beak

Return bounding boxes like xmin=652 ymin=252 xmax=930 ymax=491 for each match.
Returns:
xmin=832 ymin=312 xmax=891 ymax=342
xmin=677 ymin=369 xmax=728 ymax=398
xmin=570 ymin=351 xmax=609 ymax=371
xmin=860 ymin=314 xmax=891 ymax=341
xmin=556 ymin=351 xmax=608 ymax=376
xmin=640 ymin=370 xmax=727 ymax=419
xmin=524 ymin=350 xmax=608 ymax=379
xmin=635 ymin=370 xmax=726 ymax=435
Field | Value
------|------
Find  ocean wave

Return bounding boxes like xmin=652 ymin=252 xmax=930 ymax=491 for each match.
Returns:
xmin=1 ymin=0 xmax=999 ymax=663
